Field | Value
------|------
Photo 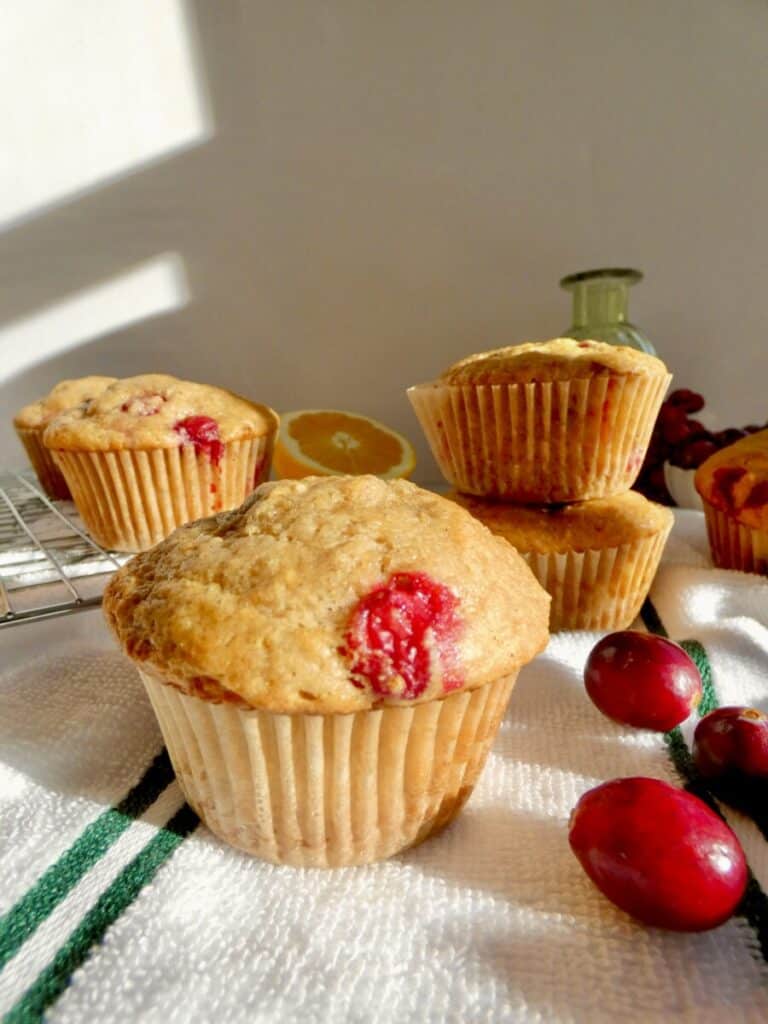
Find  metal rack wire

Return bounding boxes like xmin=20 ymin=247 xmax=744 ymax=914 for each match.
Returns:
xmin=0 ymin=470 xmax=130 ymax=628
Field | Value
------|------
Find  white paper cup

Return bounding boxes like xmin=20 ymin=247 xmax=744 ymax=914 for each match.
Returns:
xmin=140 ymin=669 xmax=518 ymax=868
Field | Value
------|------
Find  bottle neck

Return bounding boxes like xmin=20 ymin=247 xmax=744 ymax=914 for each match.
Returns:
xmin=571 ymin=280 xmax=630 ymax=328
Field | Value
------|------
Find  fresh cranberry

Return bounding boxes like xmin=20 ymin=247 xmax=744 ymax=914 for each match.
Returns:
xmin=584 ymin=631 xmax=702 ymax=731
xmin=341 ymin=572 xmax=463 ymax=699
xmin=667 ymin=389 xmax=705 ymax=414
xmin=672 ymin=438 xmax=719 ymax=470
xmin=173 ymin=415 xmax=224 ymax=465
xmin=693 ymin=707 xmax=768 ymax=781
xmin=569 ymin=777 xmax=747 ymax=931
xmin=663 ymin=417 xmax=701 ymax=446
xmin=713 ymin=428 xmax=747 ymax=447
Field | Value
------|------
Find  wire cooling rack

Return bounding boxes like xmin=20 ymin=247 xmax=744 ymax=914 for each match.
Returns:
xmin=0 ymin=470 xmax=130 ymax=628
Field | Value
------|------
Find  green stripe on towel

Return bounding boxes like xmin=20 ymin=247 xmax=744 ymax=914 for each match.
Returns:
xmin=641 ymin=598 xmax=768 ymax=963
xmin=0 ymin=750 xmax=174 ymax=971
xmin=4 ymin=803 xmax=199 ymax=1024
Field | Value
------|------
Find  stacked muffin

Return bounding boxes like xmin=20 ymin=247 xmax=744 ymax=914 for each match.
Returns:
xmin=408 ymin=338 xmax=674 ymax=630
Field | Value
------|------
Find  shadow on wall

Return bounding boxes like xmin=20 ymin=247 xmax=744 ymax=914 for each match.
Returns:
xmin=0 ymin=1 xmax=338 ymax=449
xmin=0 ymin=1 xmax=574 ymax=481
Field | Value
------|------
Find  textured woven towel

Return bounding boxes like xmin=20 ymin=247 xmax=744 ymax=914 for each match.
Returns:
xmin=0 ymin=511 xmax=767 ymax=1023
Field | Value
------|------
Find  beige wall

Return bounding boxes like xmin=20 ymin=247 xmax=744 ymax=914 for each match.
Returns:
xmin=1 ymin=1 xmax=765 ymax=480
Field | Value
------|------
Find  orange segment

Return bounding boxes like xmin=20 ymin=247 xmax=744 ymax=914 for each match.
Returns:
xmin=273 ymin=409 xmax=416 ymax=480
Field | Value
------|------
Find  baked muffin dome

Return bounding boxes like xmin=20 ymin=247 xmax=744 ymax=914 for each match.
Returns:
xmin=104 ymin=475 xmax=551 ymax=713
xmin=14 ymin=376 xmax=118 ymax=429
xmin=450 ymin=491 xmax=674 ymax=553
xmin=695 ymin=429 xmax=768 ymax=532
xmin=440 ymin=338 xmax=667 ymax=385
xmin=43 ymin=373 xmax=276 ymax=451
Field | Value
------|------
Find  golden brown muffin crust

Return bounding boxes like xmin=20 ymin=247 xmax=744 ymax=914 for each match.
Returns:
xmin=104 ymin=476 xmax=550 ymax=713
xmin=695 ymin=429 xmax=768 ymax=531
xmin=449 ymin=490 xmax=674 ymax=554
xmin=43 ymin=374 xmax=278 ymax=451
xmin=14 ymin=377 xmax=118 ymax=429
xmin=437 ymin=338 xmax=667 ymax=385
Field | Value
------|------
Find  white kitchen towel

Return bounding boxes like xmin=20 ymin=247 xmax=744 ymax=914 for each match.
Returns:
xmin=0 ymin=511 xmax=767 ymax=1023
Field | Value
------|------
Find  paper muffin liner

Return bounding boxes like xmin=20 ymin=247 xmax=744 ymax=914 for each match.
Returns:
xmin=140 ymin=670 xmax=517 ymax=868
xmin=50 ymin=434 xmax=274 ymax=552
xmin=408 ymin=373 xmax=671 ymax=502
xmin=519 ymin=527 xmax=672 ymax=632
xmin=702 ymin=500 xmax=768 ymax=576
xmin=15 ymin=425 xmax=71 ymax=500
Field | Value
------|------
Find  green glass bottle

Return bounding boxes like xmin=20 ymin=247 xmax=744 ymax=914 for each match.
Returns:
xmin=560 ymin=267 xmax=656 ymax=355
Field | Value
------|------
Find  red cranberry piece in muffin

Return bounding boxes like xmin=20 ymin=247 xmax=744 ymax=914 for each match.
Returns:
xmin=174 ymin=415 xmax=224 ymax=465
xmin=341 ymin=571 xmax=463 ymax=699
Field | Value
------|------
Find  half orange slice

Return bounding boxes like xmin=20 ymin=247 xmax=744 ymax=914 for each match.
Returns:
xmin=273 ymin=409 xmax=416 ymax=480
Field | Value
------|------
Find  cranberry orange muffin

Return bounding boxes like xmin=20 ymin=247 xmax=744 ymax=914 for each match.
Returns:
xmin=695 ymin=429 xmax=768 ymax=575
xmin=13 ymin=376 xmax=117 ymax=499
xmin=44 ymin=374 xmax=278 ymax=552
xmin=450 ymin=491 xmax=673 ymax=631
xmin=408 ymin=339 xmax=670 ymax=502
xmin=104 ymin=475 xmax=550 ymax=867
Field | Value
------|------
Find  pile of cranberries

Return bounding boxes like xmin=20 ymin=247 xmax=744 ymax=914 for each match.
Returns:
xmin=634 ymin=388 xmax=767 ymax=504
xmin=569 ymin=629 xmax=766 ymax=931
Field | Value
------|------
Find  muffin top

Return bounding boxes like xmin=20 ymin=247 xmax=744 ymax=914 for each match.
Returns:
xmin=14 ymin=376 xmax=118 ymax=429
xmin=695 ymin=428 xmax=768 ymax=532
xmin=43 ymin=374 xmax=278 ymax=452
xmin=104 ymin=475 xmax=550 ymax=713
xmin=450 ymin=491 xmax=673 ymax=554
xmin=434 ymin=338 xmax=667 ymax=385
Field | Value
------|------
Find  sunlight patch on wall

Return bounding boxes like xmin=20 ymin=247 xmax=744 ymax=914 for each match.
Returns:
xmin=0 ymin=253 xmax=189 ymax=381
xmin=0 ymin=0 xmax=211 ymax=227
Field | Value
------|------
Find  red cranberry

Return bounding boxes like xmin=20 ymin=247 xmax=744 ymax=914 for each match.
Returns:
xmin=693 ymin=707 xmax=768 ymax=781
xmin=673 ymin=438 xmax=719 ymax=470
xmin=341 ymin=572 xmax=463 ymax=699
xmin=173 ymin=415 xmax=224 ymax=466
xmin=664 ymin=418 xmax=701 ymax=446
xmin=569 ymin=777 xmax=748 ymax=931
xmin=713 ymin=428 xmax=747 ymax=447
xmin=584 ymin=631 xmax=702 ymax=731
xmin=667 ymin=389 xmax=705 ymax=414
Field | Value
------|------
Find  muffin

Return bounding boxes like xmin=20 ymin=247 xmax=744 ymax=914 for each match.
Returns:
xmin=103 ymin=475 xmax=550 ymax=867
xmin=695 ymin=429 xmax=768 ymax=575
xmin=13 ymin=376 xmax=117 ymax=499
xmin=450 ymin=491 xmax=673 ymax=631
xmin=408 ymin=338 xmax=671 ymax=502
xmin=44 ymin=374 xmax=279 ymax=552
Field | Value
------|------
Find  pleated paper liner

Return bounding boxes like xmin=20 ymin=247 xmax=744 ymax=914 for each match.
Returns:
xmin=408 ymin=373 xmax=671 ymax=502
xmin=15 ymin=425 xmax=71 ymax=500
xmin=141 ymin=670 xmax=518 ymax=868
xmin=51 ymin=434 xmax=275 ymax=552
xmin=520 ymin=526 xmax=672 ymax=631
xmin=702 ymin=501 xmax=768 ymax=576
